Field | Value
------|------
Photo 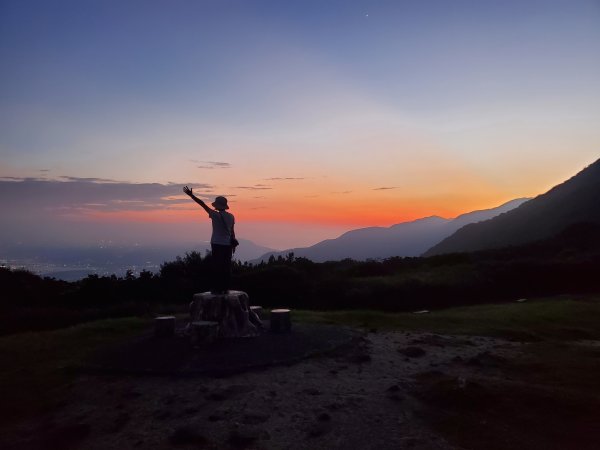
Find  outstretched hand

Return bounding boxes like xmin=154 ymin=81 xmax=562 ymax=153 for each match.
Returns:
xmin=183 ymin=185 xmax=210 ymax=213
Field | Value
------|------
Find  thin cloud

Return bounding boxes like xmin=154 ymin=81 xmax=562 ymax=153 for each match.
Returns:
xmin=59 ymin=176 xmax=121 ymax=183
xmin=197 ymin=161 xmax=231 ymax=169
xmin=264 ymin=177 xmax=305 ymax=181
xmin=160 ymin=194 xmax=189 ymax=201
xmin=0 ymin=176 xmax=58 ymax=182
xmin=110 ymin=199 xmax=146 ymax=204
xmin=0 ymin=176 xmax=35 ymax=181
xmin=234 ymin=185 xmax=272 ymax=190
xmin=373 ymin=186 xmax=398 ymax=190
xmin=331 ymin=190 xmax=352 ymax=194
xmin=0 ymin=178 xmax=214 ymax=214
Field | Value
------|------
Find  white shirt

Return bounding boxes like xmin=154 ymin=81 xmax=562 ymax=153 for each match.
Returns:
xmin=208 ymin=209 xmax=235 ymax=245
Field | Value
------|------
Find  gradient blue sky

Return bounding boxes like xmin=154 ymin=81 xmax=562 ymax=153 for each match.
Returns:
xmin=1 ymin=0 xmax=599 ymax=249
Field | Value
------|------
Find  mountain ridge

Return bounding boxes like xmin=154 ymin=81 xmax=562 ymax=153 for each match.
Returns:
xmin=423 ymin=158 xmax=600 ymax=256
xmin=252 ymin=198 xmax=529 ymax=263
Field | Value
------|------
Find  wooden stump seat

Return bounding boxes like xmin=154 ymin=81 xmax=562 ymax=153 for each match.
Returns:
xmin=154 ymin=316 xmax=176 ymax=337
xmin=270 ymin=309 xmax=291 ymax=333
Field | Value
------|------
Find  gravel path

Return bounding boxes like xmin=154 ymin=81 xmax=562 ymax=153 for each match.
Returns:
xmin=2 ymin=329 xmax=522 ymax=450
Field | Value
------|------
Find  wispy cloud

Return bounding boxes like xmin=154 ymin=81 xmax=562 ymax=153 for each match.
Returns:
xmin=0 ymin=176 xmax=37 ymax=181
xmin=196 ymin=161 xmax=231 ymax=169
xmin=264 ymin=177 xmax=305 ymax=181
xmin=110 ymin=199 xmax=146 ymax=204
xmin=373 ymin=186 xmax=398 ymax=190
xmin=1 ymin=175 xmax=123 ymax=183
xmin=332 ymin=190 xmax=352 ymax=194
xmin=0 ymin=178 xmax=214 ymax=214
xmin=60 ymin=176 xmax=121 ymax=183
xmin=234 ymin=185 xmax=272 ymax=190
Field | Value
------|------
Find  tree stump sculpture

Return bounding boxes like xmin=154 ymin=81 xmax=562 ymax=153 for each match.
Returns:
xmin=190 ymin=290 xmax=262 ymax=338
xmin=250 ymin=305 xmax=263 ymax=319
xmin=190 ymin=321 xmax=219 ymax=346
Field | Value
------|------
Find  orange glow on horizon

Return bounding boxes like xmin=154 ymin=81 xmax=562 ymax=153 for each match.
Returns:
xmin=77 ymin=192 xmax=514 ymax=227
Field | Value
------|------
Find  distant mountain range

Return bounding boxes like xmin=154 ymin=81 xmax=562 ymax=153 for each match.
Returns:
xmin=252 ymin=198 xmax=529 ymax=263
xmin=424 ymin=158 xmax=600 ymax=256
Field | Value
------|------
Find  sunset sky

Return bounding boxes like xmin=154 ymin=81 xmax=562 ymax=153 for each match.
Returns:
xmin=1 ymin=0 xmax=599 ymax=250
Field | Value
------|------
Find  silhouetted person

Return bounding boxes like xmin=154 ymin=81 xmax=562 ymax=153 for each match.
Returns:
xmin=183 ymin=186 xmax=236 ymax=294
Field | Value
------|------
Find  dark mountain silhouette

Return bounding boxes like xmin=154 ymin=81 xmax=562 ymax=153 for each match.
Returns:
xmin=252 ymin=198 xmax=528 ymax=263
xmin=424 ymin=158 xmax=600 ymax=256
xmin=470 ymin=222 xmax=600 ymax=262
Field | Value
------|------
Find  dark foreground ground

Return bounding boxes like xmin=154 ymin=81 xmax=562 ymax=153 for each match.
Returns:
xmin=86 ymin=323 xmax=359 ymax=377
xmin=1 ymin=296 xmax=599 ymax=449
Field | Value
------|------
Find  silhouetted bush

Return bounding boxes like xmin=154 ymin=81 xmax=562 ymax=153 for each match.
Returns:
xmin=1 ymin=223 xmax=599 ymax=334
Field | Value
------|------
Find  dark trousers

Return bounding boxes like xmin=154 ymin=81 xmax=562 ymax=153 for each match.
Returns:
xmin=211 ymin=244 xmax=232 ymax=293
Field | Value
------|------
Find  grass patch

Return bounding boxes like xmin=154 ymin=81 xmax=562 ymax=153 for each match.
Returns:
xmin=416 ymin=372 xmax=600 ymax=450
xmin=295 ymin=295 xmax=600 ymax=341
xmin=414 ymin=340 xmax=600 ymax=450
xmin=0 ymin=317 xmax=148 ymax=422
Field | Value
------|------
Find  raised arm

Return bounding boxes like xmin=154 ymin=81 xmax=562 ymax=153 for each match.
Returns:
xmin=183 ymin=186 xmax=212 ymax=215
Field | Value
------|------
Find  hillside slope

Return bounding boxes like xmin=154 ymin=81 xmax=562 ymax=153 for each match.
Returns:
xmin=424 ymin=158 xmax=600 ymax=256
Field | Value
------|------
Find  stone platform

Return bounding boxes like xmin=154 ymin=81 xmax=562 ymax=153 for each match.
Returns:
xmin=83 ymin=323 xmax=360 ymax=377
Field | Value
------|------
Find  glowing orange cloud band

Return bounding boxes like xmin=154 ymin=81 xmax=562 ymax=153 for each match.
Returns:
xmin=78 ymin=192 xmax=514 ymax=227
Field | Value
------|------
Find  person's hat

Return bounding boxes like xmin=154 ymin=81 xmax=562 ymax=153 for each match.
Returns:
xmin=212 ymin=196 xmax=229 ymax=210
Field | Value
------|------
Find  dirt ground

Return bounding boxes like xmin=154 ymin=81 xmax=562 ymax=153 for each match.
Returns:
xmin=2 ymin=325 xmax=600 ymax=450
